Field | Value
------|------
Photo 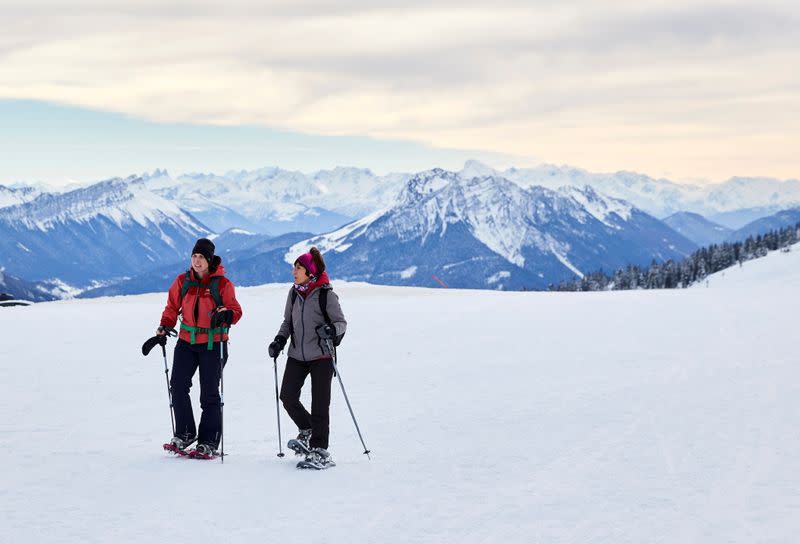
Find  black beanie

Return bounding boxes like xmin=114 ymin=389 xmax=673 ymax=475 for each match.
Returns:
xmin=192 ymin=238 xmax=215 ymax=262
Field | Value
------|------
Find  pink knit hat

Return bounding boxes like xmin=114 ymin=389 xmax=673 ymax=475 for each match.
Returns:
xmin=294 ymin=252 xmax=318 ymax=276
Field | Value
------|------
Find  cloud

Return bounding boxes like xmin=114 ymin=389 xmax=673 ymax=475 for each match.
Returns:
xmin=0 ymin=0 xmax=798 ymax=181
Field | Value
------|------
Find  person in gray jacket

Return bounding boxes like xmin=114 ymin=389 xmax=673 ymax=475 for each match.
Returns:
xmin=268 ymin=247 xmax=347 ymax=469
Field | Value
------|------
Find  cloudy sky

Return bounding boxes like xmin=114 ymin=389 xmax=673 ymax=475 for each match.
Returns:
xmin=1 ymin=0 xmax=798 ymax=185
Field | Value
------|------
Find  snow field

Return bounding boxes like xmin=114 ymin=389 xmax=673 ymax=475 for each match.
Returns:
xmin=1 ymin=272 xmax=798 ymax=543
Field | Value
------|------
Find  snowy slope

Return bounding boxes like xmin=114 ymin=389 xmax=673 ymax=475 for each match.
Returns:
xmin=1 ymin=280 xmax=798 ymax=543
xmin=698 ymin=241 xmax=800 ymax=289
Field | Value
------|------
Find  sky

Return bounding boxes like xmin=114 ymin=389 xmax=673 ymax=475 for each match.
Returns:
xmin=0 ymin=100 xmax=524 ymax=186
xmin=1 ymin=0 xmax=798 ymax=186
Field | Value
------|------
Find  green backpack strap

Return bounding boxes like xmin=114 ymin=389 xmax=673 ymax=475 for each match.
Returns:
xmin=179 ymin=270 xmax=196 ymax=300
xmin=208 ymin=276 xmax=223 ymax=307
xmin=179 ymin=271 xmax=224 ymax=307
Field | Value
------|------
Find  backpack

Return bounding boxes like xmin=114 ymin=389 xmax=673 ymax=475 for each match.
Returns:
xmin=290 ymin=285 xmax=345 ymax=347
xmin=179 ymin=270 xmax=223 ymax=308
xmin=176 ymin=271 xmax=227 ymax=350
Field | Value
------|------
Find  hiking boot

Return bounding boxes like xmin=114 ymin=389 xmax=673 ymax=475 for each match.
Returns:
xmin=301 ymin=447 xmax=336 ymax=470
xmin=163 ymin=434 xmax=196 ymax=455
xmin=190 ymin=443 xmax=218 ymax=459
xmin=287 ymin=429 xmax=312 ymax=456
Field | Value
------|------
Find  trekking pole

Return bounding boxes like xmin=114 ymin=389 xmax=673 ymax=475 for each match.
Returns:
xmin=273 ymin=357 xmax=285 ymax=457
xmin=161 ymin=342 xmax=175 ymax=437
xmin=220 ymin=340 xmax=225 ymax=464
xmin=142 ymin=329 xmax=177 ymax=437
xmin=325 ymin=339 xmax=371 ymax=459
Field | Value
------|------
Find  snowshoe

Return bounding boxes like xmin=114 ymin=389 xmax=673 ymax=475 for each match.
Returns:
xmin=188 ymin=443 xmax=220 ymax=460
xmin=163 ymin=435 xmax=195 ymax=456
xmin=297 ymin=448 xmax=335 ymax=470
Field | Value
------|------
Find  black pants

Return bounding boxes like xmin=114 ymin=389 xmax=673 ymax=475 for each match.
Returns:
xmin=280 ymin=357 xmax=335 ymax=449
xmin=170 ymin=339 xmax=227 ymax=448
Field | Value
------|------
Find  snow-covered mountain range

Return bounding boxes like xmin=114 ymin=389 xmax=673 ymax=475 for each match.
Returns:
xmin=142 ymin=167 xmax=405 ymax=235
xmin=3 ymin=160 xmax=798 ymax=294
xmin=283 ymin=169 xmax=697 ymax=290
xmin=663 ymin=212 xmax=732 ymax=247
xmin=727 ymin=208 xmax=800 ymax=243
xmin=0 ymin=184 xmax=40 ymax=208
xmin=0 ymin=177 xmax=209 ymax=283
xmin=138 ymin=162 xmax=800 ymax=231
xmin=0 ymin=268 xmax=61 ymax=302
xmin=464 ymin=161 xmax=800 ymax=227
xmin=6 ymin=160 xmax=799 ymax=236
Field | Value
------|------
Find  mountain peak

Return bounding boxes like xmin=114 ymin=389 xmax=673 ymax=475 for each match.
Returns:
xmin=141 ymin=168 xmax=170 ymax=180
xmin=460 ymin=160 xmax=498 ymax=180
xmin=398 ymin=169 xmax=458 ymax=204
xmin=558 ymin=185 xmax=633 ymax=226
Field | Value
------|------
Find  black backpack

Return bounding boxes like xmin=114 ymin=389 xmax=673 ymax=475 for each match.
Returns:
xmin=290 ymin=285 xmax=345 ymax=347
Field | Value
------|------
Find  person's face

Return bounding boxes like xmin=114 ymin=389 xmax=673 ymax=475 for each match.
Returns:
xmin=191 ymin=253 xmax=210 ymax=276
xmin=293 ymin=263 xmax=310 ymax=284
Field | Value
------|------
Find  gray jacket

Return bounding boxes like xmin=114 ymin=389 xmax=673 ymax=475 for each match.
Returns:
xmin=277 ymin=284 xmax=347 ymax=362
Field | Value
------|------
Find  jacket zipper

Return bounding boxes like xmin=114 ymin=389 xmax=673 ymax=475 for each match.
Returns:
xmin=193 ymin=288 xmax=200 ymax=324
xmin=299 ymin=295 xmax=307 ymax=361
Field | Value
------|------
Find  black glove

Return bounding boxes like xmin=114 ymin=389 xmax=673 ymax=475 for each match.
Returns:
xmin=268 ymin=335 xmax=287 ymax=359
xmin=157 ymin=325 xmax=177 ymax=337
xmin=211 ymin=309 xmax=234 ymax=328
xmin=316 ymin=323 xmax=336 ymax=340
xmin=142 ymin=334 xmax=166 ymax=356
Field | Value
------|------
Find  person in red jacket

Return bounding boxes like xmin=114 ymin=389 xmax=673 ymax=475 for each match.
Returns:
xmin=157 ymin=238 xmax=242 ymax=458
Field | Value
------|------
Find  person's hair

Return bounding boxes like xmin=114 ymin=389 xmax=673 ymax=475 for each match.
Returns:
xmin=208 ymin=255 xmax=222 ymax=274
xmin=309 ymin=247 xmax=326 ymax=275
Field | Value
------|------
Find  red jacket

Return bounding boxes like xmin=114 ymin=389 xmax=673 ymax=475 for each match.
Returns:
xmin=160 ymin=263 xmax=243 ymax=346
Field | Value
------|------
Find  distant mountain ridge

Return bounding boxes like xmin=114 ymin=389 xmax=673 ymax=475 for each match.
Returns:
xmin=0 ymin=184 xmax=40 ymax=208
xmin=663 ymin=212 xmax=732 ymax=246
xmin=0 ymin=269 xmax=60 ymax=302
xmin=727 ymin=208 xmax=800 ymax=242
xmin=0 ymin=177 xmax=209 ymax=283
xmin=8 ymin=160 xmax=798 ymax=234
xmin=3 ymin=161 xmax=798 ymax=296
xmin=471 ymin=161 xmax=800 ymax=224
xmin=282 ymin=169 xmax=697 ymax=290
xmin=142 ymin=166 xmax=405 ymax=235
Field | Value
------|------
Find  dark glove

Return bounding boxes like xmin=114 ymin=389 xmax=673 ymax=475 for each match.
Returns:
xmin=316 ymin=323 xmax=336 ymax=340
xmin=268 ymin=335 xmax=287 ymax=359
xmin=157 ymin=326 xmax=176 ymax=337
xmin=142 ymin=334 xmax=166 ymax=356
xmin=210 ymin=309 xmax=234 ymax=328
